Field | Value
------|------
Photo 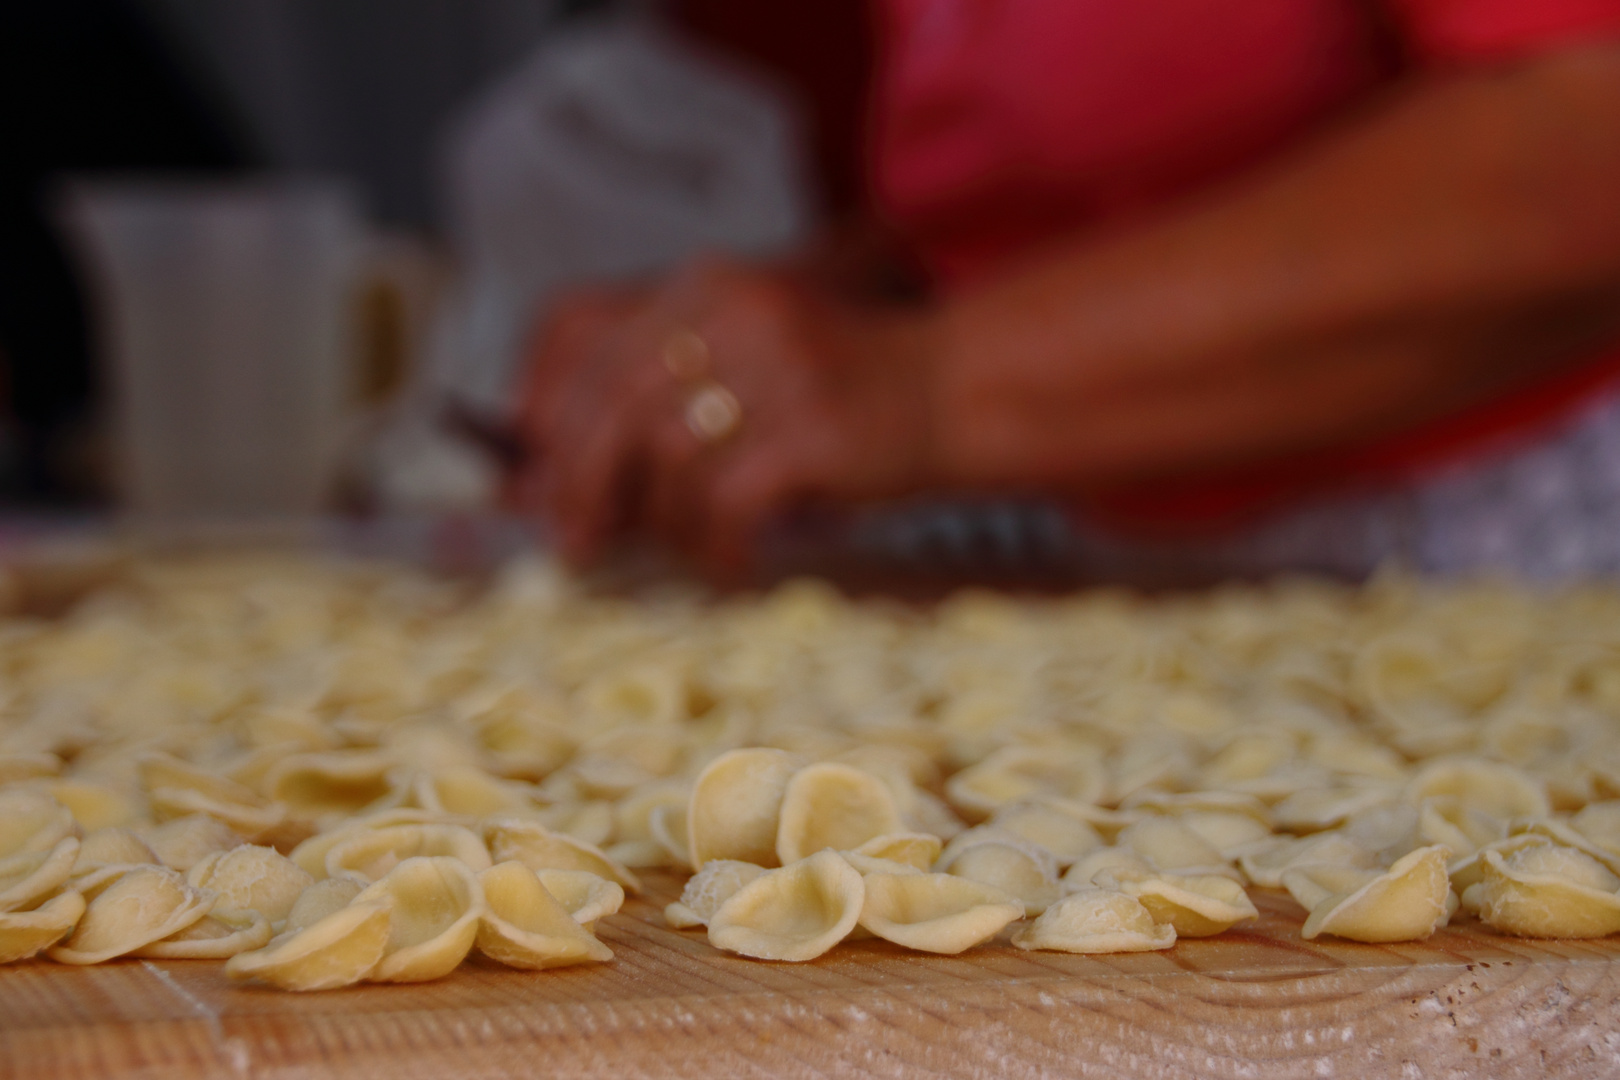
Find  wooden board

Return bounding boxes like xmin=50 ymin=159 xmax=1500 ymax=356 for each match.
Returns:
xmin=3 ymin=872 xmax=1618 ymax=1080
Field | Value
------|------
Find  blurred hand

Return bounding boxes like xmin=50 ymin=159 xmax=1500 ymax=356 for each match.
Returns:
xmin=513 ymin=45 xmax=1620 ymax=577
xmin=512 ymin=257 xmax=938 ymax=576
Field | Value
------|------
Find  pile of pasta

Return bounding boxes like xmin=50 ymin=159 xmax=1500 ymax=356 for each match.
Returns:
xmin=4 ymin=554 xmax=1620 ymax=987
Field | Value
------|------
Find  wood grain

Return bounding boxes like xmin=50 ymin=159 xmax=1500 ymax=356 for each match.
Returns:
xmin=3 ymin=873 xmax=1618 ymax=1080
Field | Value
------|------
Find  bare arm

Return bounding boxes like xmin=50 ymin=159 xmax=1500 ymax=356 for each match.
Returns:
xmin=931 ymin=41 xmax=1620 ymax=490
xmin=518 ymin=41 xmax=1620 ymax=573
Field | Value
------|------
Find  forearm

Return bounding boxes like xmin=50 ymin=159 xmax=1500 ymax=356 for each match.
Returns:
xmin=930 ymin=41 xmax=1620 ymax=490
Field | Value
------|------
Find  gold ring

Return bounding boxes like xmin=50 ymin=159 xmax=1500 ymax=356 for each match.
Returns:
xmin=662 ymin=327 xmax=710 ymax=382
xmin=685 ymin=381 xmax=742 ymax=444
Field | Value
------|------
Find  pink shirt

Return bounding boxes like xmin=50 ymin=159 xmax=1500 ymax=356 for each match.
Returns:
xmin=873 ymin=0 xmax=1620 ymax=286
xmin=869 ymin=0 xmax=1620 ymax=527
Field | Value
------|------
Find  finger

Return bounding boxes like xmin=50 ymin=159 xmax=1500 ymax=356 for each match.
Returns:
xmin=641 ymin=416 xmax=711 ymax=554
xmin=541 ymin=395 xmax=645 ymax=565
xmin=544 ymin=339 xmax=674 ymax=481
xmin=696 ymin=449 xmax=812 ymax=580
xmin=543 ymin=355 xmax=686 ymax=563
xmin=523 ymin=296 xmax=616 ymax=404
xmin=521 ymin=289 xmax=650 ymax=448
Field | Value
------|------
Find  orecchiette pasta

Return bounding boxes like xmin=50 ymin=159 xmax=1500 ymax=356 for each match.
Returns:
xmin=987 ymin=802 xmax=1105 ymax=865
xmin=857 ymin=872 xmax=1023 ymax=953
xmin=264 ymin=750 xmax=398 ymax=823
xmin=839 ymin=851 xmax=923 ymax=877
xmin=226 ymin=900 xmax=394 ymax=991
xmin=1446 ymin=833 xmax=1548 ymax=899
xmin=1290 ymin=845 xmax=1454 ymax=943
xmin=688 ymin=749 xmax=802 ymax=868
xmin=945 ymin=745 xmax=1107 ymax=821
xmin=648 ymin=802 xmax=693 ymax=870
xmin=325 ymin=823 xmax=492 ymax=883
xmin=0 ymin=837 xmax=79 ymax=913
xmin=1236 ymin=832 xmax=1378 ymax=889
xmin=1507 ymin=817 xmax=1620 ymax=876
xmin=139 ymin=815 xmax=245 ymax=872
xmin=286 ymin=808 xmax=470 ymax=878
xmin=47 ymin=782 xmax=138 ymax=832
xmin=1115 ymin=817 xmax=1232 ymax=876
xmin=72 ymin=828 xmax=157 ymax=877
xmin=48 ymin=866 xmax=214 ymax=964
xmin=283 ymin=876 xmax=366 ymax=934
xmin=1406 ymin=757 xmax=1551 ymax=823
xmin=351 ymin=856 xmax=484 ymax=982
xmin=1012 ymin=888 xmax=1177 ymax=953
xmin=1063 ymin=847 xmax=1156 ymax=890
xmin=474 ymin=861 xmax=613 ymax=970
xmin=6 ymin=551 xmax=1620 ymax=987
xmin=612 ymin=782 xmax=689 ymax=865
xmin=0 ymin=890 xmax=85 ymax=963
xmin=187 ymin=844 xmax=313 ymax=924
xmin=852 ymin=832 xmax=942 ymax=871
xmin=0 ymin=788 xmax=75 ymax=860
xmin=532 ymin=868 xmax=624 ymax=930
xmin=134 ymin=909 xmax=272 ymax=959
xmin=139 ymin=752 xmax=287 ymax=840
xmin=708 ymin=850 xmax=865 ymax=962
xmin=410 ymin=764 xmax=538 ymax=818
xmin=664 ymin=859 xmax=767 ymax=929
xmin=1271 ymin=785 xmax=1397 ymax=834
xmin=1572 ymin=801 xmax=1620 ymax=856
xmin=1177 ymin=810 xmax=1274 ymax=860
xmin=1093 ymin=866 xmax=1259 ymax=937
xmin=482 ymin=818 xmax=638 ymax=891
xmin=1416 ymin=797 xmax=1503 ymax=860
xmin=775 ymin=763 xmax=903 ymax=866
xmin=1476 ymin=843 xmax=1620 ymax=938
xmin=938 ymin=835 xmax=1061 ymax=916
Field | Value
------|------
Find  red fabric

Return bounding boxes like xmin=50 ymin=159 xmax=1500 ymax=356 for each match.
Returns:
xmin=1391 ymin=0 xmax=1620 ymax=60
xmin=871 ymin=0 xmax=1390 ymax=285
xmin=871 ymin=0 xmax=1620 ymax=531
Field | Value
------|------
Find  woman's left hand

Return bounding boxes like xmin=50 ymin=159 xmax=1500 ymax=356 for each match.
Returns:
xmin=512 ymin=257 xmax=940 ymax=577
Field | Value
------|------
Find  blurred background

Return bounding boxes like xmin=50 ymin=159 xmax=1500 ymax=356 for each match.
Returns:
xmin=1 ymin=0 xmax=866 ymax=519
xmin=11 ymin=0 xmax=1620 ymax=586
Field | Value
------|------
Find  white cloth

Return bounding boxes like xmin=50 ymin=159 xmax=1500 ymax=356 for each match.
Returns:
xmin=432 ymin=17 xmax=810 ymax=417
